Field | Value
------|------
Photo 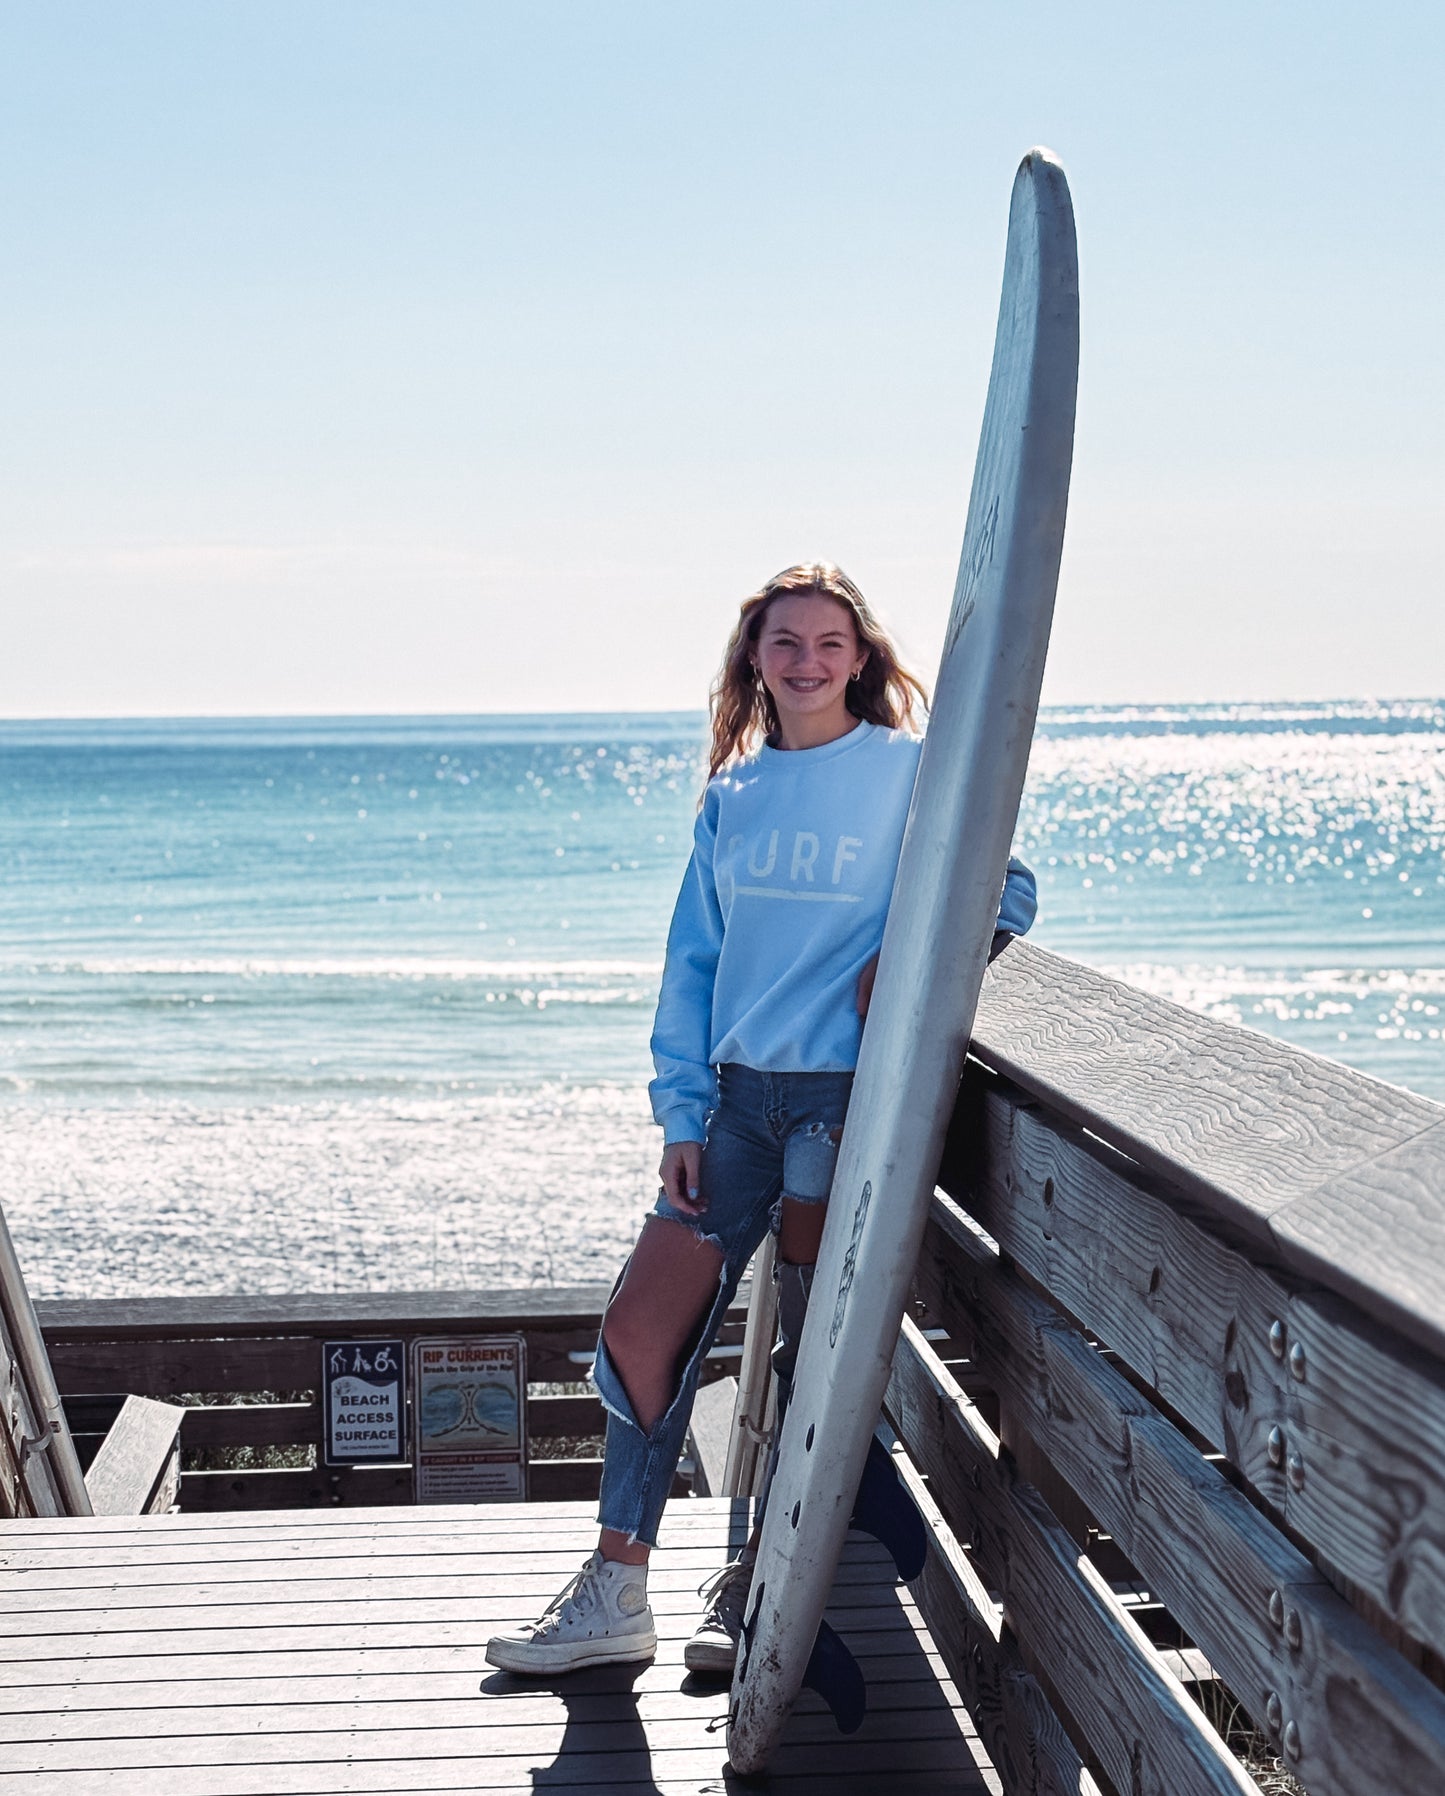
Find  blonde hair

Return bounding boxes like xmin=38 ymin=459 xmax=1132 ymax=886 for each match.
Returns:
xmin=706 ymin=563 xmax=928 ymax=780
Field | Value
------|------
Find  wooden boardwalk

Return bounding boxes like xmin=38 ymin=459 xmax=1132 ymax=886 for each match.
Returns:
xmin=0 ymin=1497 xmax=996 ymax=1794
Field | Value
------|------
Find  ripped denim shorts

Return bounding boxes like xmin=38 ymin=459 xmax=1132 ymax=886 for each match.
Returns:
xmin=592 ymin=1063 xmax=853 ymax=1546
xmin=654 ymin=1063 xmax=855 ymax=1240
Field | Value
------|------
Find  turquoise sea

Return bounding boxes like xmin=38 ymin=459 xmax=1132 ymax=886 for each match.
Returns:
xmin=3 ymin=703 xmax=1443 ymax=1297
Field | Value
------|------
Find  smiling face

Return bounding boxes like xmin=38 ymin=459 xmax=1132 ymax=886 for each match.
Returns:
xmin=751 ymin=591 xmax=869 ymax=749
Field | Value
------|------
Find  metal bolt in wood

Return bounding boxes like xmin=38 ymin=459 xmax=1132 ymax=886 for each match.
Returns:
xmin=1265 ymin=1691 xmax=1282 ymax=1733
xmin=1267 ymin=1587 xmax=1284 ymax=1627
xmin=1287 ymin=1452 xmax=1305 ymax=1491
xmin=1284 ymin=1608 xmax=1302 ymax=1649
xmin=1267 ymin=1425 xmax=1285 ymax=1466
xmin=1284 ymin=1720 xmax=1302 ymax=1760
xmin=1268 ymin=1320 xmax=1286 ymax=1358
xmin=1288 ymin=1341 xmax=1306 ymax=1380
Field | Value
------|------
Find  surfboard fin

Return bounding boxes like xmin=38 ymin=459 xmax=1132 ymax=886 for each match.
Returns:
xmin=801 ymin=1619 xmax=866 ymax=1734
xmin=851 ymin=1434 xmax=928 ymax=1582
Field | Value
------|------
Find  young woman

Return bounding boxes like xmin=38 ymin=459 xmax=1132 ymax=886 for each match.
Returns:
xmin=486 ymin=564 xmax=1035 ymax=1676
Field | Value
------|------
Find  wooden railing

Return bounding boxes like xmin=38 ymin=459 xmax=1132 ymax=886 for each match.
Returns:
xmin=885 ymin=941 xmax=1445 ymax=1796
xmin=38 ymin=1287 xmax=748 ymax=1511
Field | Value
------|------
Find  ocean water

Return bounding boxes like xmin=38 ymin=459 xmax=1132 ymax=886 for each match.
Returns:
xmin=3 ymin=702 xmax=1443 ymax=1298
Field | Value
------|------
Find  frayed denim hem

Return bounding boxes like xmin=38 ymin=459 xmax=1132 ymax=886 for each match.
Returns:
xmin=647 ymin=1202 xmax=728 ymax=1255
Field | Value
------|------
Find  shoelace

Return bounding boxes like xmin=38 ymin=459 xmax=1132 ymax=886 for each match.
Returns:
xmin=532 ymin=1558 xmax=602 ymax=1637
xmin=696 ymin=1556 xmax=752 ymax=1628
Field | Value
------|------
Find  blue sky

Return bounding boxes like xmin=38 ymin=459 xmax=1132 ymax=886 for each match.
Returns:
xmin=3 ymin=2 xmax=1441 ymax=715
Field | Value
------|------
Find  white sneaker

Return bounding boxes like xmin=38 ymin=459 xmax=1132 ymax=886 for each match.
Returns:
xmin=683 ymin=1548 xmax=756 ymax=1674
xmin=485 ymin=1551 xmax=656 ymax=1675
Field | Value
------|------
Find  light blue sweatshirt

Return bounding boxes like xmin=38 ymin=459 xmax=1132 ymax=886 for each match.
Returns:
xmin=649 ymin=720 xmax=1037 ymax=1144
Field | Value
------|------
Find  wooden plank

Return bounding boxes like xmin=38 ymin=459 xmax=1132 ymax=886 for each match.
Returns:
xmin=0 ymin=1511 xmax=770 ymax=1566
xmin=43 ymin=1332 xmax=601 ymax=1396
xmin=37 ymin=1288 xmax=750 ymax=1341
xmin=911 ymin=1208 xmax=1445 ymax=1796
xmin=0 ymin=1583 xmax=911 ymax=1652
xmin=0 ymin=1556 xmax=915 ymax=1616
xmin=683 ymin=1375 xmax=735 ymax=1499
xmin=888 ymin=1451 xmax=1097 ymax=1796
xmin=0 ymin=1618 xmax=928 ymax=1684
xmin=4 ymin=1741 xmax=982 ymax=1788
xmin=0 ymin=1716 xmax=983 ymax=1774
xmin=0 ymin=1695 xmax=977 ymax=1759
xmin=177 ymin=1466 xmax=414 ymax=1513
xmin=0 ymin=1742 xmax=984 ymax=1793
xmin=0 ymin=1493 xmax=710 ymax=1553
xmin=0 ymin=1775 xmax=976 ymax=1796
xmin=0 ymin=1592 xmax=920 ymax=1650
xmin=70 ymin=1397 xmax=325 ymax=1455
xmin=885 ymin=1319 xmax=1258 ymax=1793
xmin=971 ymin=943 xmax=1445 ymax=1355
xmin=0 ymin=1544 xmax=897 ymax=1602
xmin=33 ymin=1286 xmax=618 ymax=1339
xmin=1272 ymin=1115 xmax=1445 ymax=1350
xmin=945 ymin=1082 xmax=1445 ymax=1649
xmin=84 ymin=1393 xmax=622 ymax=1449
xmin=970 ymin=939 xmax=1443 ymax=1228
xmin=83 ymin=1398 xmax=185 ymax=1517
xmin=0 ymin=1496 xmax=753 ymax=1543
xmin=0 ymin=1670 xmax=958 ymax=1731
xmin=0 ymin=1494 xmax=619 ymax=1525
xmin=0 ymin=1640 xmax=954 ymax=1700
xmin=174 ymin=1457 xmax=615 ymax=1511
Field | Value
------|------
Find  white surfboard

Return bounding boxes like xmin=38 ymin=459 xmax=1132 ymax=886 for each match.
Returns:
xmin=727 ymin=148 xmax=1079 ymax=1773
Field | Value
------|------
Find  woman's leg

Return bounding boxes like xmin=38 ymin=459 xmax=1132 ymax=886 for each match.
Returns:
xmin=593 ymin=1066 xmax=782 ymax=1555
xmin=769 ymin=1095 xmax=849 ymax=1390
xmin=484 ymin=1211 xmax=743 ymax=1675
xmin=596 ymin=1216 xmax=725 ymax=1564
xmin=487 ymin=1071 xmax=780 ymax=1676
xmin=684 ymin=1079 xmax=852 ymax=1673
xmin=602 ymin=1218 xmax=727 ymax=1432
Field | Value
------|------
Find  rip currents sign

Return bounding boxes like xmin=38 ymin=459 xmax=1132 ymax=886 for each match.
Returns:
xmin=412 ymin=1335 xmax=528 ymax=1502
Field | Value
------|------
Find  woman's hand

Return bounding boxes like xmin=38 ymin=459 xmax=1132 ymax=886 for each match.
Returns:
xmin=659 ymin=1140 xmax=706 ymax=1216
xmin=856 ymin=954 xmax=879 ymax=1017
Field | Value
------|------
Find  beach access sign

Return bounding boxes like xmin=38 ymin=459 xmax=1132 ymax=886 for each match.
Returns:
xmin=412 ymin=1335 xmax=527 ymax=1503
xmin=321 ymin=1340 xmax=407 ymax=1466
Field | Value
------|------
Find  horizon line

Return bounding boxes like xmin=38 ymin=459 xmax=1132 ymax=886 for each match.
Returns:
xmin=2 ymin=695 xmax=1443 ymax=728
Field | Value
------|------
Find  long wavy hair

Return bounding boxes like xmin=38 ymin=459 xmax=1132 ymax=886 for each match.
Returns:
xmin=706 ymin=563 xmax=928 ymax=779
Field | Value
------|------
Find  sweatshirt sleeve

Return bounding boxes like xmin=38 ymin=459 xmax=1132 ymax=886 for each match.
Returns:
xmin=648 ymin=792 xmax=724 ymax=1144
xmin=995 ymin=854 xmax=1038 ymax=937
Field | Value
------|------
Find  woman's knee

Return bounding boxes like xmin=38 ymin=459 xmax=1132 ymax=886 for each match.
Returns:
xmin=602 ymin=1224 xmax=724 ymax=1370
xmin=778 ymin=1195 xmax=826 ymax=1266
xmin=601 ymin=1285 xmax=662 ymax=1369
